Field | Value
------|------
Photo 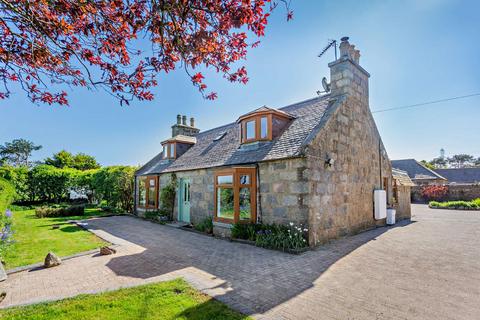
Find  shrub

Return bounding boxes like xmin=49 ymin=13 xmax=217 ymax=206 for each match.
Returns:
xmin=0 ymin=208 xmax=14 ymax=259
xmin=35 ymin=205 xmax=85 ymax=218
xmin=231 ymin=223 xmax=265 ymax=241
xmin=421 ymin=185 xmax=448 ymax=201
xmin=159 ymin=174 xmax=177 ymax=219
xmin=194 ymin=217 xmax=213 ymax=234
xmin=92 ymin=166 xmax=136 ymax=213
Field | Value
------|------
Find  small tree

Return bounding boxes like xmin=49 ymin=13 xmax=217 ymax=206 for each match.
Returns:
xmin=447 ymin=154 xmax=475 ymax=168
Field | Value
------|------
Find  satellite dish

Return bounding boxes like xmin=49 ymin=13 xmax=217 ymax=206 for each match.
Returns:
xmin=322 ymin=77 xmax=330 ymax=93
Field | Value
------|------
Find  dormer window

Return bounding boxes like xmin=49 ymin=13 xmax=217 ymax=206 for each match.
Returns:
xmin=238 ymin=106 xmax=294 ymax=144
xmin=161 ymin=135 xmax=196 ymax=160
xmin=162 ymin=142 xmax=176 ymax=159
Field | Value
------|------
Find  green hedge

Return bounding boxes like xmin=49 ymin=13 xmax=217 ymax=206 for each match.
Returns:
xmin=0 ymin=178 xmax=15 ymax=213
xmin=429 ymin=198 xmax=480 ymax=209
xmin=35 ymin=205 xmax=85 ymax=218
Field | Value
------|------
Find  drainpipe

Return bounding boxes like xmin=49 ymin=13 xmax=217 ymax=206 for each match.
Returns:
xmin=255 ymin=163 xmax=262 ymax=224
xmin=133 ymin=175 xmax=137 ymax=215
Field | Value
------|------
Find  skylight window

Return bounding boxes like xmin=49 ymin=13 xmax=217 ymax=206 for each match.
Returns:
xmin=213 ymin=131 xmax=226 ymax=141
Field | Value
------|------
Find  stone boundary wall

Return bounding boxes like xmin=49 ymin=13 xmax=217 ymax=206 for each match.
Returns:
xmin=412 ymin=184 xmax=480 ymax=203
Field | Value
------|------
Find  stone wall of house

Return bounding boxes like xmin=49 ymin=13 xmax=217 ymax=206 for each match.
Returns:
xmin=395 ymin=185 xmax=412 ymax=220
xmin=257 ymin=158 xmax=309 ymax=226
xmin=305 ymin=37 xmax=393 ymax=246
xmin=169 ymin=169 xmax=215 ymax=225
xmin=412 ymin=184 xmax=480 ymax=203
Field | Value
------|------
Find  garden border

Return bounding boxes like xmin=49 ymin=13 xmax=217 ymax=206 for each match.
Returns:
xmin=428 ymin=206 xmax=480 ymax=211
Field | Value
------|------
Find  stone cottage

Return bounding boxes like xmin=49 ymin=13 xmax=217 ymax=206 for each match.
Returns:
xmin=392 ymin=159 xmax=447 ymax=185
xmin=392 ymin=168 xmax=414 ymax=219
xmin=135 ymin=37 xmax=405 ymax=246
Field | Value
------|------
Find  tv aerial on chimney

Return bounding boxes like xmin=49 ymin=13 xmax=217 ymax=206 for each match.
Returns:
xmin=318 ymin=39 xmax=337 ymax=61
xmin=316 ymin=39 xmax=337 ymax=96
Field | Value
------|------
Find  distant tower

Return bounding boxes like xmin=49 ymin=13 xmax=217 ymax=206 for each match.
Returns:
xmin=440 ymin=148 xmax=445 ymax=159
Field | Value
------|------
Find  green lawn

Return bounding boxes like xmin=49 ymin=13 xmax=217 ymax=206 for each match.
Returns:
xmin=0 ymin=279 xmax=250 ymax=320
xmin=3 ymin=208 xmax=108 ymax=269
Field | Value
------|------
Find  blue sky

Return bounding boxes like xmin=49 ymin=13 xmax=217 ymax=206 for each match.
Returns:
xmin=1 ymin=0 xmax=479 ymax=166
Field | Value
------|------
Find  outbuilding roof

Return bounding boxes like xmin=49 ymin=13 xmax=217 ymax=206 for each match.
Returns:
xmin=136 ymin=94 xmax=333 ymax=175
xmin=391 ymin=159 xmax=447 ymax=181
xmin=392 ymin=168 xmax=415 ymax=186
xmin=434 ymin=168 xmax=480 ymax=184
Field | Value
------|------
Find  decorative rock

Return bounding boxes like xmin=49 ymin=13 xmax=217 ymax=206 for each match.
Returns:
xmin=100 ymin=246 xmax=116 ymax=255
xmin=0 ymin=263 xmax=7 ymax=282
xmin=44 ymin=252 xmax=61 ymax=268
xmin=0 ymin=291 xmax=6 ymax=303
xmin=52 ymin=224 xmax=60 ymax=229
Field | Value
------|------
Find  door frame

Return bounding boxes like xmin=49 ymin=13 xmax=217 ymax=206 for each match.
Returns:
xmin=178 ymin=178 xmax=191 ymax=223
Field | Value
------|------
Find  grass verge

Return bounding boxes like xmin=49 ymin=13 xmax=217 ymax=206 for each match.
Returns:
xmin=0 ymin=279 xmax=250 ymax=320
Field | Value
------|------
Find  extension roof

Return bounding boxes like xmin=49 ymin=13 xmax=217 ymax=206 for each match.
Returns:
xmin=434 ymin=168 xmax=480 ymax=184
xmin=392 ymin=168 xmax=415 ymax=186
xmin=391 ymin=159 xmax=446 ymax=181
xmin=136 ymin=95 xmax=334 ymax=175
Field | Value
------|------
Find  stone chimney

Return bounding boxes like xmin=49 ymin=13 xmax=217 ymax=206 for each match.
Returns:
xmin=171 ymin=114 xmax=200 ymax=137
xmin=328 ymin=37 xmax=369 ymax=106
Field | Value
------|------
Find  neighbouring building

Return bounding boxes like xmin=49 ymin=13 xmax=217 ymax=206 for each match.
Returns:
xmin=434 ymin=168 xmax=480 ymax=185
xmin=391 ymin=159 xmax=447 ymax=185
xmin=135 ymin=37 xmax=404 ymax=246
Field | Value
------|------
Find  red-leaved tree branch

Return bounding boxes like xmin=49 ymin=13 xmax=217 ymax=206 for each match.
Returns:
xmin=0 ymin=0 xmax=292 ymax=106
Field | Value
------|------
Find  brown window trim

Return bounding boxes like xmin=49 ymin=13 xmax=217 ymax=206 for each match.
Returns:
xmin=214 ymin=167 xmax=257 ymax=224
xmin=162 ymin=142 xmax=177 ymax=159
xmin=138 ymin=175 xmax=159 ymax=209
xmin=240 ymin=114 xmax=273 ymax=143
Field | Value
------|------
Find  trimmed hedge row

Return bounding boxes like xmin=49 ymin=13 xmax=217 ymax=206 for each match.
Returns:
xmin=35 ymin=205 xmax=85 ymax=218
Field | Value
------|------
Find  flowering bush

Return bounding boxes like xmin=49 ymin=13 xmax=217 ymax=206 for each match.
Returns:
xmin=0 ymin=209 xmax=14 ymax=260
xmin=421 ymin=185 xmax=449 ymax=201
xmin=255 ymin=222 xmax=308 ymax=251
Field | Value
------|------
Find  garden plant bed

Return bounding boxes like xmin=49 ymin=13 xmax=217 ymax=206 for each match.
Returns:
xmin=0 ymin=279 xmax=251 ymax=320
xmin=428 ymin=198 xmax=480 ymax=211
xmin=230 ymin=237 xmax=310 ymax=254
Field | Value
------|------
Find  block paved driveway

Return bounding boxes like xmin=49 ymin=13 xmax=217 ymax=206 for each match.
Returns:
xmin=1 ymin=204 xmax=479 ymax=319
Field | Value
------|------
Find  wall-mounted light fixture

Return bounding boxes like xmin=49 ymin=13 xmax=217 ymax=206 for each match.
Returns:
xmin=325 ymin=156 xmax=335 ymax=168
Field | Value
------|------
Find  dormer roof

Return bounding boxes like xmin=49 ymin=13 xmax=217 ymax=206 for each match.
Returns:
xmin=237 ymin=105 xmax=295 ymax=122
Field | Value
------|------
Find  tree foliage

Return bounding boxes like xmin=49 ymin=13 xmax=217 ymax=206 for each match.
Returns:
xmin=0 ymin=138 xmax=42 ymax=167
xmin=424 ymin=154 xmax=479 ymax=169
xmin=0 ymin=0 xmax=291 ymax=105
xmin=0 ymin=165 xmax=29 ymax=201
xmin=45 ymin=150 xmax=100 ymax=170
xmin=93 ymin=166 xmax=135 ymax=212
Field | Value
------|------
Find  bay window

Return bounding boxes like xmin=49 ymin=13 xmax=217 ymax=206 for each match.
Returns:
xmin=214 ymin=167 xmax=256 ymax=223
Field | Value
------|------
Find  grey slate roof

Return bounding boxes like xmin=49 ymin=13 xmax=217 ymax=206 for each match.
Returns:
xmin=391 ymin=159 xmax=446 ymax=181
xmin=434 ymin=168 xmax=480 ymax=184
xmin=136 ymin=95 xmax=333 ymax=175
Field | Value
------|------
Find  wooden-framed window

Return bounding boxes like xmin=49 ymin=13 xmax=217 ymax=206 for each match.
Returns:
xmin=162 ymin=142 xmax=176 ymax=159
xmin=241 ymin=114 xmax=272 ymax=143
xmin=214 ymin=167 xmax=256 ymax=224
xmin=137 ymin=175 xmax=159 ymax=209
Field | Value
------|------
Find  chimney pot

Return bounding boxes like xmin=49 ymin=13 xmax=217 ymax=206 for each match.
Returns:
xmin=190 ymin=117 xmax=195 ymax=127
xmin=182 ymin=115 xmax=187 ymax=125
xmin=339 ymin=36 xmax=351 ymax=58
xmin=176 ymin=114 xmax=181 ymax=124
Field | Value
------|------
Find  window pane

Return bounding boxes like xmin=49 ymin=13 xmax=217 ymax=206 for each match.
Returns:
xmin=260 ymin=116 xmax=268 ymax=138
xmin=217 ymin=175 xmax=233 ymax=184
xmin=162 ymin=145 xmax=167 ymax=159
xmin=138 ymin=177 xmax=146 ymax=206
xmin=170 ymin=144 xmax=175 ymax=158
xmin=240 ymin=175 xmax=250 ymax=185
xmin=246 ymin=120 xmax=255 ymax=140
xmin=239 ymin=188 xmax=251 ymax=221
xmin=217 ymin=187 xmax=234 ymax=219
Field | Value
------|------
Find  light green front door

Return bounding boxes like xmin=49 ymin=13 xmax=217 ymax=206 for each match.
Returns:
xmin=178 ymin=178 xmax=191 ymax=223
